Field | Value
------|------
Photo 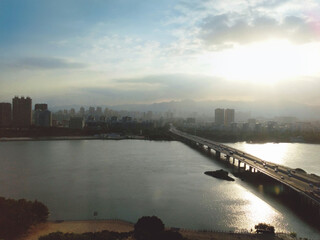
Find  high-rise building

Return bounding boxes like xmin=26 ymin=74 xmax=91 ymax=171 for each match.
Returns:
xmin=12 ymin=96 xmax=32 ymax=127
xmin=96 ymin=107 xmax=102 ymax=116
xmin=0 ymin=102 xmax=12 ymax=127
xmin=69 ymin=117 xmax=84 ymax=129
xmin=89 ymin=107 xmax=95 ymax=115
xmin=215 ymin=108 xmax=224 ymax=125
xmin=79 ymin=107 xmax=85 ymax=116
xmin=69 ymin=108 xmax=76 ymax=116
xmin=35 ymin=103 xmax=48 ymax=111
xmin=224 ymin=109 xmax=235 ymax=126
xmin=34 ymin=109 xmax=52 ymax=127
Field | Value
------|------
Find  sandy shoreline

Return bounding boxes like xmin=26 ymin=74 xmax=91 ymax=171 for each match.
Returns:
xmin=19 ymin=220 xmax=293 ymax=240
xmin=20 ymin=220 xmax=134 ymax=240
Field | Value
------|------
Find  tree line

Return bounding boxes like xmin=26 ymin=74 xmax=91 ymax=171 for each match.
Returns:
xmin=0 ymin=197 xmax=49 ymax=239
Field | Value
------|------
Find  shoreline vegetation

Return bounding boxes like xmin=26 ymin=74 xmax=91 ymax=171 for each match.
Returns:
xmin=0 ymin=126 xmax=174 ymax=141
xmin=1 ymin=125 xmax=320 ymax=144
xmin=20 ymin=219 xmax=295 ymax=240
xmin=0 ymin=197 xmax=296 ymax=240
xmin=178 ymin=127 xmax=320 ymax=144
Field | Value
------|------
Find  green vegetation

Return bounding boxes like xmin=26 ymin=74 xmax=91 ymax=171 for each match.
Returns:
xmin=39 ymin=216 xmax=184 ymax=240
xmin=39 ymin=231 xmax=132 ymax=240
xmin=0 ymin=197 xmax=49 ymax=239
xmin=134 ymin=216 xmax=183 ymax=240
xmin=0 ymin=124 xmax=173 ymax=140
xmin=254 ymin=223 xmax=275 ymax=234
xmin=134 ymin=216 xmax=165 ymax=240
xmin=179 ymin=127 xmax=320 ymax=143
xmin=290 ymin=232 xmax=297 ymax=238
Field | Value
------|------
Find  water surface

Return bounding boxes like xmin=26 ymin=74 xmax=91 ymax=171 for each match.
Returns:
xmin=226 ymin=142 xmax=320 ymax=175
xmin=0 ymin=140 xmax=319 ymax=239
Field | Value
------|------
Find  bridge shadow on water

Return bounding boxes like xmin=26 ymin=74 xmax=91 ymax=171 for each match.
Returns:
xmin=184 ymin=141 xmax=320 ymax=231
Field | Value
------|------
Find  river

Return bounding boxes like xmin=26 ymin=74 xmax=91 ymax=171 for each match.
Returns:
xmin=226 ymin=142 xmax=320 ymax=175
xmin=0 ymin=140 xmax=319 ymax=239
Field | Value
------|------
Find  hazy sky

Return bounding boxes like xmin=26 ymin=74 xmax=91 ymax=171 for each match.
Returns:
xmin=1 ymin=0 xmax=320 ymax=106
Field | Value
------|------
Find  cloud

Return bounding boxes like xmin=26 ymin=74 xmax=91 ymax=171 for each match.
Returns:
xmin=11 ymin=57 xmax=87 ymax=70
xmin=199 ymin=14 xmax=319 ymax=48
xmin=256 ymin=0 xmax=291 ymax=9
xmin=72 ymin=73 xmax=320 ymax=106
xmin=86 ymin=74 xmax=221 ymax=103
xmin=166 ymin=0 xmax=320 ymax=51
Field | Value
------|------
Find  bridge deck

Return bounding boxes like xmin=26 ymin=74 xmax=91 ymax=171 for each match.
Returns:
xmin=170 ymin=127 xmax=320 ymax=206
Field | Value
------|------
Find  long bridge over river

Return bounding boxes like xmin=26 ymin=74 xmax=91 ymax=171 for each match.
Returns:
xmin=170 ymin=126 xmax=320 ymax=221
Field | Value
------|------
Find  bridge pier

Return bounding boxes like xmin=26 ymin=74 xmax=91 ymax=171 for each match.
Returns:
xmin=172 ymin=130 xmax=320 ymax=222
xmin=216 ymin=151 xmax=221 ymax=160
xmin=238 ymin=160 xmax=242 ymax=172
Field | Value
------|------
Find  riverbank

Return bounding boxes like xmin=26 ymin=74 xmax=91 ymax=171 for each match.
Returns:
xmin=178 ymin=127 xmax=320 ymax=144
xmin=19 ymin=220 xmax=133 ymax=240
xmin=20 ymin=220 xmax=294 ymax=240
xmin=0 ymin=135 xmax=172 ymax=142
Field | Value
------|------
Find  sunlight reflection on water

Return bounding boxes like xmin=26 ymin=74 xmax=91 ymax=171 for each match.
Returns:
xmin=0 ymin=140 xmax=319 ymax=238
xmin=227 ymin=142 xmax=320 ymax=175
xmin=243 ymin=143 xmax=289 ymax=165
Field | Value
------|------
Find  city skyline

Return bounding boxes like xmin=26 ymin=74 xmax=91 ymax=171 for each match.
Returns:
xmin=2 ymin=94 xmax=320 ymax=121
xmin=1 ymin=0 xmax=320 ymax=106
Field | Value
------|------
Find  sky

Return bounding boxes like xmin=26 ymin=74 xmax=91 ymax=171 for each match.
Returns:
xmin=1 ymin=0 xmax=320 ymax=107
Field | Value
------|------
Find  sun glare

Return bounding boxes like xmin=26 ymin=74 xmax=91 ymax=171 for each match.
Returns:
xmin=243 ymin=143 xmax=289 ymax=165
xmin=206 ymin=40 xmax=320 ymax=84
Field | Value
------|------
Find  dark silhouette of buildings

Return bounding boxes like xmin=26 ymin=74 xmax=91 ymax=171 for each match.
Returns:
xmin=34 ymin=103 xmax=51 ymax=127
xmin=34 ymin=110 xmax=52 ymax=127
xmin=0 ymin=102 xmax=12 ymax=127
xmin=225 ymin=108 xmax=235 ymax=126
xmin=35 ymin=103 xmax=48 ymax=111
xmin=69 ymin=117 xmax=84 ymax=129
xmin=215 ymin=108 xmax=235 ymax=126
xmin=215 ymin=108 xmax=225 ymax=125
xmin=12 ymin=97 xmax=32 ymax=127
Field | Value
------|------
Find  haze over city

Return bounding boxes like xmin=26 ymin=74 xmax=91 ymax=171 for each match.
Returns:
xmin=1 ymin=0 xmax=320 ymax=111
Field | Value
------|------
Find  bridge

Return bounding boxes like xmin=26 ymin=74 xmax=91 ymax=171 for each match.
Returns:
xmin=170 ymin=127 xmax=320 ymax=220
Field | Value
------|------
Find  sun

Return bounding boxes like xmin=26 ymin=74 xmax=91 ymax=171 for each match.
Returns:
xmin=203 ymin=39 xmax=320 ymax=84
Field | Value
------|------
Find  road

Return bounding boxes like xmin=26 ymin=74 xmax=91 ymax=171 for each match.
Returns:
xmin=170 ymin=127 xmax=320 ymax=204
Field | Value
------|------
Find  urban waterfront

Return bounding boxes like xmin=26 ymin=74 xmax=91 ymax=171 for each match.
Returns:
xmin=0 ymin=140 xmax=319 ymax=239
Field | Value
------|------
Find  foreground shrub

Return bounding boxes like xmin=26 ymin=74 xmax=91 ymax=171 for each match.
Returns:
xmin=39 ymin=230 xmax=132 ymax=240
xmin=254 ymin=223 xmax=275 ymax=234
xmin=160 ymin=230 xmax=183 ymax=240
xmin=134 ymin=216 xmax=165 ymax=240
xmin=0 ymin=197 xmax=49 ymax=239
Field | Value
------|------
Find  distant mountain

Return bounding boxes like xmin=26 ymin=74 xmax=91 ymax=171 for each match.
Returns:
xmin=50 ymin=99 xmax=320 ymax=121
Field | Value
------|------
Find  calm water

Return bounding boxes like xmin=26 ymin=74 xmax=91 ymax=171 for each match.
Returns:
xmin=0 ymin=140 xmax=319 ymax=239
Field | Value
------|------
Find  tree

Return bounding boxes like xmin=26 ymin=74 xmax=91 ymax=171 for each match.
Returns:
xmin=31 ymin=200 xmax=49 ymax=222
xmin=134 ymin=216 xmax=165 ymax=240
xmin=0 ymin=197 xmax=49 ymax=239
xmin=254 ymin=223 xmax=275 ymax=234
